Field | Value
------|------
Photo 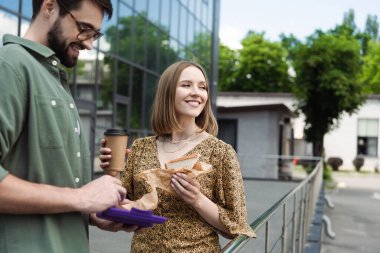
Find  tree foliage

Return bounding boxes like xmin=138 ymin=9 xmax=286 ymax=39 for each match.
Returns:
xmin=218 ymin=43 xmax=238 ymax=91
xmin=360 ymin=41 xmax=380 ymax=93
xmin=292 ymin=31 xmax=365 ymax=155
xmin=219 ymin=32 xmax=291 ymax=92
xmin=218 ymin=9 xmax=379 ymax=156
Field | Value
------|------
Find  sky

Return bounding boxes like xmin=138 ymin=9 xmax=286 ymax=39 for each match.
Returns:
xmin=219 ymin=0 xmax=380 ymax=49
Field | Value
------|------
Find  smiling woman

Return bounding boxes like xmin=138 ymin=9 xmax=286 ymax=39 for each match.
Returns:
xmin=99 ymin=60 xmax=256 ymax=252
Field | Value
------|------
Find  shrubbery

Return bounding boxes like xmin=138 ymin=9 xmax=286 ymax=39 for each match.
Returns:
xmin=327 ymin=157 xmax=343 ymax=171
xmin=353 ymin=156 xmax=365 ymax=172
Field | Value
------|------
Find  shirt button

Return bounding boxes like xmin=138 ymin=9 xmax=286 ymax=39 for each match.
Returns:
xmin=70 ymin=103 xmax=75 ymax=109
xmin=51 ymin=100 xmax=56 ymax=106
xmin=74 ymin=127 xmax=78 ymax=133
xmin=77 ymin=152 xmax=81 ymax=157
xmin=75 ymin=177 xmax=80 ymax=183
xmin=52 ymin=60 xmax=58 ymax=66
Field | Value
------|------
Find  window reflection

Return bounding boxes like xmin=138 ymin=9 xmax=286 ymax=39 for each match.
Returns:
xmin=170 ymin=0 xmax=179 ymax=39
xmin=0 ymin=11 xmax=18 ymax=45
xmin=132 ymin=13 xmax=147 ymax=65
xmin=116 ymin=102 xmax=128 ymax=129
xmin=131 ymin=67 xmax=143 ymax=129
xmin=21 ymin=1 xmax=32 ymax=19
xmin=135 ymin=0 xmax=147 ymax=13
xmin=179 ymin=5 xmax=187 ymax=45
xmin=118 ymin=3 xmax=133 ymax=60
xmin=116 ymin=60 xmax=131 ymax=97
xmin=0 ymin=1 xmax=18 ymax=12
xmin=99 ymin=57 xmax=114 ymax=110
xmin=145 ymin=74 xmax=157 ymax=129
xmin=148 ymin=0 xmax=159 ymax=24
xmin=160 ymin=0 xmax=170 ymax=28
xmin=99 ymin=0 xmax=119 ymax=55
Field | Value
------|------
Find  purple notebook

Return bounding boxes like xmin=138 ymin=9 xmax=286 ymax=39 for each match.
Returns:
xmin=96 ymin=207 xmax=168 ymax=228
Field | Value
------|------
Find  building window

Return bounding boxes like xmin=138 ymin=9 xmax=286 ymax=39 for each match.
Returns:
xmin=357 ymin=119 xmax=378 ymax=157
xmin=217 ymin=119 xmax=237 ymax=151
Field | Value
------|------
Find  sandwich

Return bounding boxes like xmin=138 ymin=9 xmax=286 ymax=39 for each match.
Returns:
xmin=165 ymin=153 xmax=200 ymax=170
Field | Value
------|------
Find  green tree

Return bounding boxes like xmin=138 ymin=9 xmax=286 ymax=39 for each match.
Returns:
xmin=364 ymin=15 xmax=379 ymax=40
xmin=218 ymin=43 xmax=238 ymax=91
xmin=292 ymin=31 xmax=365 ymax=156
xmin=227 ymin=32 xmax=291 ymax=92
xmin=330 ymin=9 xmax=358 ymax=39
xmin=360 ymin=41 xmax=380 ymax=93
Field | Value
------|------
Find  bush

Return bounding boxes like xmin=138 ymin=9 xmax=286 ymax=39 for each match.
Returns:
xmin=323 ymin=165 xmax=333 ymax=182
xmin=327 ymin=157 xmax=343 ymax=171
xmin=353 ymin=156 xmax=364 ymax=172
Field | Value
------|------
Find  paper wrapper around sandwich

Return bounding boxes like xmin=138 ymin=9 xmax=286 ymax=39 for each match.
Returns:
xmin=121 ymin=154 xmax=212 ymax=211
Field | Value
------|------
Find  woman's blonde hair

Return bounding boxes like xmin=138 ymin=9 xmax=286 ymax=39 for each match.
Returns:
xmin=151 ymin=61 xmax=218 ymax=136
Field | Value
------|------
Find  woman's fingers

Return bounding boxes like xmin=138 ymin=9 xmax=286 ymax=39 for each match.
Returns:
xmin=99 ymin=147 xmax=112 ymax=169
xmin=101 ymin=138 xmax=106 ymax=147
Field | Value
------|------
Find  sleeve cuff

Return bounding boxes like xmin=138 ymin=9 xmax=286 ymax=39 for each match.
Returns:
xmin=217 ymin=205 xmax=256 ymax=238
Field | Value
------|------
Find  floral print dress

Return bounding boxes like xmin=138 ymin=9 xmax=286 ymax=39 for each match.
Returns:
xmin=122 ymin=135 xmax=255 ymax=253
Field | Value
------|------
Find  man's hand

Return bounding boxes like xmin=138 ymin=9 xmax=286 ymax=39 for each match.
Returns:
xmin=76 ymin=175 xmax=126 ymax=214
xmin=89 ymin=198 xmax=146 ymax=233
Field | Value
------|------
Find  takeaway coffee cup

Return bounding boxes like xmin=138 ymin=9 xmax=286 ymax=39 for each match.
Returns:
xmin=104 ymin=129 xmax=129 ymax=177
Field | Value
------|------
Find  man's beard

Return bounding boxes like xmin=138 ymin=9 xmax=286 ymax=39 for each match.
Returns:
xmin=47 ymin=19 xmax=82 ymax=68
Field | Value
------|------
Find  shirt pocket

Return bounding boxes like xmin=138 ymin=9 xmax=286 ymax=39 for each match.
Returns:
xmin=36 ymin=95 xmax=69 ymax=148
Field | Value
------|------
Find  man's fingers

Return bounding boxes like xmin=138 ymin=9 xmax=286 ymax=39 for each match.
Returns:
xmin=122 ymin=224 xmax=139 ymax=232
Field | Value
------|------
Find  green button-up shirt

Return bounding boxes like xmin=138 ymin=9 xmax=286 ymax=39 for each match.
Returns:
xmin=0 ymin=34 xmax=92 ymax=253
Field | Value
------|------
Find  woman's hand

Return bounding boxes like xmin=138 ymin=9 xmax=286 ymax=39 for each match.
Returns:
xmin=171 ymin=173 xmax=232 ymax=236
xmin=170 ymin=173 xmax=203 ymax=207
xmin=99 ymin=139 xmax=131 ymax=170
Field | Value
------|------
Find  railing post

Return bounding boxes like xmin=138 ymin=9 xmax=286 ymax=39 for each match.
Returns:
xmin=265 ymin=221 xmax=269 ymax=253
xmin=221 ymin=160 xmax=323 ymax=253
xmin=291 ymin=195 xmax=297 ymax=253
xmin=298 ymin=187 xmax=304 ymax=253
xmin=302 ymin=182 xmax=310 ymax=251
xmin=281 ymin=203 xmax=287 ymax=253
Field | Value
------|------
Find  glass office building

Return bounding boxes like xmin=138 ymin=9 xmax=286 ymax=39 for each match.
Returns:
xmin=0 ymin=0 xmax=220 ymax=171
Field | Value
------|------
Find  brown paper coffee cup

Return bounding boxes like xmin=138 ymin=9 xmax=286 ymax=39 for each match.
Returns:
xmin=104 ymin=129 xmax=129 ymax=177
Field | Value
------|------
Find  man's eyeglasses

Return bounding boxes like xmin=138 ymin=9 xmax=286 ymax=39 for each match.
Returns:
xmin=58 ymin=3 xmax=103 ymax=41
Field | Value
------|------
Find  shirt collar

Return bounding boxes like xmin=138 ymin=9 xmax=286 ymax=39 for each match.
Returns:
xmin=2 ymin=34 xmax=57 ymax=60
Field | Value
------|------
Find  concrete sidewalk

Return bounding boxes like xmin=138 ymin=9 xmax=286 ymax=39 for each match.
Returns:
xmin=321 ymin=172 xmax=380 ymax=253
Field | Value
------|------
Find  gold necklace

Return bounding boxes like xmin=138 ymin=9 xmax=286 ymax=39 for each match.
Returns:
xmin=161 ymin=132 xmax=203 ymax=153
xmin=169 ymin=131 xmax=199 ymax=144
xmin=162 ymin=140 xmax=188 ymax=153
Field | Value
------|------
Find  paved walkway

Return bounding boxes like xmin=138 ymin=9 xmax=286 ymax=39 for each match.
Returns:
xmin=321 ymin=172 xmax=380 ymax=253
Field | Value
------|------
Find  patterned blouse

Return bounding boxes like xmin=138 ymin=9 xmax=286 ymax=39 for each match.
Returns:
xmin=122 ymin=135 xmax=255 ymax=253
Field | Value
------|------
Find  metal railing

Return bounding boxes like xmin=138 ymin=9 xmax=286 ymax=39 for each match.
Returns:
xmin=222 ymin=159 xmax=324 ymax=253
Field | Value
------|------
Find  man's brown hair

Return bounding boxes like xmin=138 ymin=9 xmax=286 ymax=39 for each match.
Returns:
xmin=32 ymin=0 xmax=113 ymax=20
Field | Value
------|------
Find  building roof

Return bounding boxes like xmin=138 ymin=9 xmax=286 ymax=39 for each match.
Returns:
xmin=217 ymin=92 xmax=296 ymax=117
xmin=217 ymin=103 xmax=296 ymax=117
